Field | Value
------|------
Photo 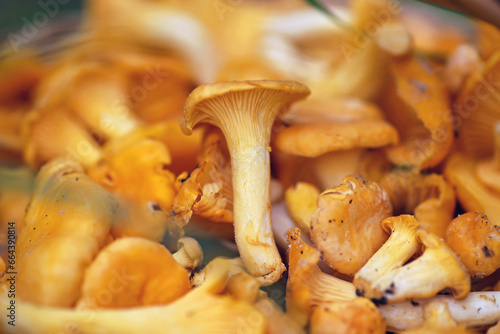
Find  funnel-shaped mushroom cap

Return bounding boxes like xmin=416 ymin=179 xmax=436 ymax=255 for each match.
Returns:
xmin=182 ymin=80 xmax=310 ymax=137
xmin=182 ymin=80 xmax=309 ymax=285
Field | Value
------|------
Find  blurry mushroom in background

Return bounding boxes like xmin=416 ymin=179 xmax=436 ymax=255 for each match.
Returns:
xmin=68 ymin=68 xmax=142 ymax=140
xmin=15 ymin=159 xmax=117 ymax=307
xmin=0 ymin=166 xmax=34 ymax=256
xmin=172 ymin=237 xmax=204 ymax=270
xmin=77 ymin=237 xmax=191 ymax=309
xmin=445 ymin=212 xmax=500 ymax=279
xmin=134 ymin=120 xmax=203 ymax=175
xmin=310 ymin=175 xmax=393 ymax=276
xmin=284 ymin=182 xmax=320 ymax=234
xmin=380 ymin=54 xmax=454 ymax=171
xmin=272 ymin=98 xmax=398 ymax=190
xmin=22 ymin=105 xmax=103 ymax=170
xmin=444 ymin=151 xmax=500 ymax=224
xmin=310 ymin=298 xmax=386 ymax=334
xmin=0 ymin=55 xmax=47 ymax=163
xmin=87 ymin=0 xmax=220 ymax=84
xmin=476 ymin=123 xmax=500 ymax=194
xmin=368 ymin=230 xmax=470 ymax=304
xmin=379 ymin=171 xmax=456 ymax=237
xmin=286 ymin=228 xmax=356 ymax=329
xmin=2 ymin=257 xmax=267 ymax=334
xmin=444 ymin=44 xmax=481 ymax=95
xmin=88 ymin=137 xmax=177 ymax=241
xmin=181 ymin=80 xmax=310 ymax=285
xmin=455 ymin=51 xmax=500 ymax=158
xmin=354 ymin=215 xmax=420 ymax=301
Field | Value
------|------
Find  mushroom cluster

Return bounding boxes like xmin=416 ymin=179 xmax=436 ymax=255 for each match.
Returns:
xmin=1 ymin=0 xmax=500 ymax=333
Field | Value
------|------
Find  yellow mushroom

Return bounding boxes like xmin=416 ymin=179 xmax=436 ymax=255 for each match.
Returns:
xmin=181 ymin=80 xmax=310 ymax=285
xmin=15 ymin=159 xmax=117 ymax=307
xmin=88 ymin=137 xmax=177 ymax=241
xmin=444 ymin=152 xmax=500 ymax=224
xmin=445 ymin=212 xmax=500 ymax=279
xmin=68 ymin=68 xmax=142 ymax=139
xmin=310 ymin=175 xmax=393 ymax=276
xmin=284 ymin=182 xmax=320 ymax=233
xmin=379 ymin=171 xmax=456 ymax=237
xmin=310 ymin=298 xmax=386 ymax=334
xmin=173 ymin=237 xmax=204 ymax=270
xmin=354 ymin=215 xmax=420 ymax=301
xmin=22 ymin=105 xmax=102 ymax=170
xmin=382 ymin=54 xmax=453 ymax=170
xmin=1 ymin=257 xmax=266 ymax=334
xmin=286 ymin=228 xmax=356 ymax=328
xmin=369 ymin=230 xmax=470 ymax=304
xmin=171 ymin=127 xmax=233 ymax=231
xmin=76 ymin=237 xmax=191 ymax=309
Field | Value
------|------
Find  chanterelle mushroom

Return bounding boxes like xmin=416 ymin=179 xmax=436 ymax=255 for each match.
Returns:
xmin=310 ymin=174 xmax=393 ymax=276
xmin=182 ymin=80 xmax=310 ymax=285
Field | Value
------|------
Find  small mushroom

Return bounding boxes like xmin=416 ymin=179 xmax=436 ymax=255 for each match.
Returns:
xmin=310 ymin=175 xmax=393 ymax=276
xmin=77 ymin=237 xmax=191 ymax=309
xmin=445 ymin=212 xmax=500 ymax=278
xmin=354 ymin=215 xmax=420 ymax=300
xmin=181 ymin=80 xmax=310 ymax=285
xmin=370 ymin=230 xmax=470 ymax=304
xmin=16 ymin=159 xmax=117 ymax=307
xmin=173 ymin=237 xmax=204 ymax=270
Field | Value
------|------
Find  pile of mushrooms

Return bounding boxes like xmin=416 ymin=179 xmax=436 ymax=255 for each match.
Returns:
xmin=2 ymin=0 xmax=500 ymax=333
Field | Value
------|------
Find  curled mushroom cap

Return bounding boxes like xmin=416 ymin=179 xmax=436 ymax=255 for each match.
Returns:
xmin=182 ymin=80 xmax=310 ymax=285
xmin=273 ymin=98 xmax=398 ymax=158
xmin=354 ymin=215 xmax=420 ymax=300
xmin=286 ymin=228 xmax=356 ymax=328
xmin=310 ymin=298 xmax=386 ymax=334
xmin=77 ymin=237 xmax=191 ymax=309
xmin=310 ymin=175 xmax=393 ymax=276
xmin=456 ymin=51 xmax=500 ymax=158
xmin=16 ymin=159 xmax=117 ymax=306
xmin=171 ymin=127 xmax=233 ymax=231
xmin=370 ymin=230 xmax=470 ymax=304
xmin=379 ymin=171 xmax=456 ymax=237
xmin=445 ymin=212 xmax=500 ymax=278
xmin=381 ymin=55 xmax=453 ymax=170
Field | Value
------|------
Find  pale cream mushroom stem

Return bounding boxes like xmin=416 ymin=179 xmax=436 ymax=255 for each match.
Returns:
xmin=182 ymin=80 xmax=310 ymax=285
